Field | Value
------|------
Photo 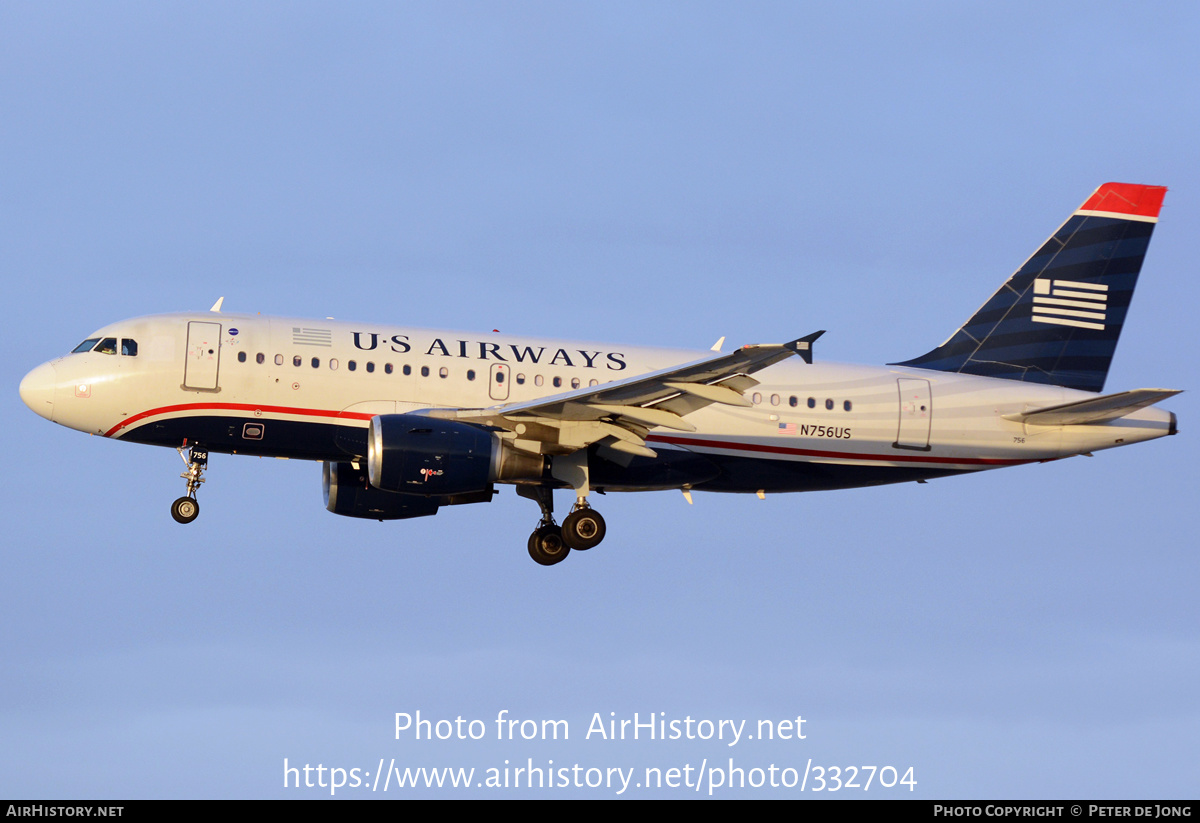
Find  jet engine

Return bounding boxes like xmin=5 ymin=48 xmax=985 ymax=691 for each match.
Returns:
xmin=323 ymin=460 xmax=441 ymax=520
xmin=366 ymin=413 xmax=544 ymax=496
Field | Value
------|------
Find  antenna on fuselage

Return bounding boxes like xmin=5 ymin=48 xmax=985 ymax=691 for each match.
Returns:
xmin=209 ymin=297 xmax=225 ymax=312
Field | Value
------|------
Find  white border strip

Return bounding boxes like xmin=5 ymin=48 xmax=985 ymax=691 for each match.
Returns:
xmin=1076 ymin=208 xmax=1157 ymax=223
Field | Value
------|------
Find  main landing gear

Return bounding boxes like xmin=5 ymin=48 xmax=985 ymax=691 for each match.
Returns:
xmin=518 ymin=480 xmax=607 ymax=567
xmin=520 ymin=486 xmax=567 ymax=566
xmin=171 ymin=443 xmax=208 ymax=524
xmin=562 ymin=503 xmax=606 ymax=550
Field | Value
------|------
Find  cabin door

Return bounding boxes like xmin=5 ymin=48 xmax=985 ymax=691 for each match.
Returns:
xmin=184 ymin=321 xmax=222 ymax=391
xmin=894 ymin=378 xmax=932 ymax=450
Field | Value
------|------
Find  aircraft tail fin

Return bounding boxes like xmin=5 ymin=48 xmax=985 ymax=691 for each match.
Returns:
xmin=892 ymin=183 xmax=1167 ymax=392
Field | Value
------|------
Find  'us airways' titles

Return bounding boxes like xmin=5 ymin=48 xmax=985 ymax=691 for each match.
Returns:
xmin=349 ymin=331 xmax=629 ymax=371
xmin=20 ymin=183 xmax=1180 ymax=565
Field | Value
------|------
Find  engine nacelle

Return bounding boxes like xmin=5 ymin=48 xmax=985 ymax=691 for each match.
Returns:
xmin=368 ymin=413 xmax=543 ymax=495
xmin=324 ymin=461 xmax=498 ymax=520
xmin=368 ymin=414 xmax=495 ymax=495
xmin=323 ymin=461 xmax=440 ymax=520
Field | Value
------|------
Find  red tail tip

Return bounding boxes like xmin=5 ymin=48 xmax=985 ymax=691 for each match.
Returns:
xmin=1080 ymin=183 xmax=1167 ymax=219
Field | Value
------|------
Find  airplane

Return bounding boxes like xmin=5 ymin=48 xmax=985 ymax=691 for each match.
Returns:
xmin=19 ymin=182 xmax=1180 ymax=566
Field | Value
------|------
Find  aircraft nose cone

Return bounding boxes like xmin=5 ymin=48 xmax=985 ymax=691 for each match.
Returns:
xmin=19 ymin=362 xmax=56 ymax=421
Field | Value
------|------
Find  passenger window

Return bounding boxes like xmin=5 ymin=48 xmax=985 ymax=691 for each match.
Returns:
xmin=589 ymin=379 xmax=598 ymax=387
xmin=366 ymin=362 xmax=375 ymax=373
xmin=534 ymin=375 xmax=544 ymax=387
xmin=293 ymin=356 xmax=302 ymax=367
xmin=95 ymin=338 xmax=118 ymax=355
xmin=807 ymin=397 xmax=815 ymax=409
xmin=515 ymin=373 xmax=525 ymax=385
xmin=275 ymin=354 xmax=284 ymax=366
xmin=439 ymin=367 xmax=448 ymax=378
xmin=825 ymin=398 xmax=834 ymax=410
xmin=571 ymin=377 xmax=581 ymax=389
xmin=312 ymin=357 xmax=320 ymax=368
xmin=385 ymin=363 xmax=393 ymax=374
xmin=348 ymin=361 xmax=357 ymax=371
xmin=403 ymin=364 xmax=411 ymax=376
xmin=256 ymin=353 xmax=265 ymax=365
xmin=329 ymin=359 xmax=338 ymax=370
xmin=467 ymin=370 xmax=476 ymax=381
xmin=789 ymin=396 xmax=798 ymax=407
xmin=420 ymin=366 xmax=429 ymax=377
xmin=237 ymin=351 xmax=247 ymax=363
xmin=553 ymin=377 xmax=562 ymax=388
xmin=752 ymin=392 xmax=763 ymax=404
xmin=844 ymin=400 xmax=852 ymax=412
xmin=72 ymin=338 xmax=100 ymax=354
xmin=770 ymin=394 xmax=780 ymax=406
xmin=121 ymin=339 xmax=138 ymax=356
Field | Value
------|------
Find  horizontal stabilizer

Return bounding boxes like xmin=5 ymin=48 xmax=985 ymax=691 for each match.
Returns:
xmin=1003 ymin=388 xmax=1181 ymax=426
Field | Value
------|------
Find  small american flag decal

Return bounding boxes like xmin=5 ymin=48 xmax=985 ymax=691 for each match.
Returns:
xmin=293 ymin=327 xmax=333 ymax=347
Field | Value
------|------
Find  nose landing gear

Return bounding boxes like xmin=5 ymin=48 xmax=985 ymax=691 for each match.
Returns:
xmin=171 ymin=443 xmax=208 ymax=524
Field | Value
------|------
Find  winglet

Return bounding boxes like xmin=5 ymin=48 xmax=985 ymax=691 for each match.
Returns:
xmin=209 ymin=297 xmax=225 ymax=313
xmin=784 ymin=330 xmax=826 ymax=364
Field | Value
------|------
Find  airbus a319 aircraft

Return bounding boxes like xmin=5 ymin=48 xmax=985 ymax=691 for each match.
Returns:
xmin=20 ymin=183 xmax=1180 ymax=565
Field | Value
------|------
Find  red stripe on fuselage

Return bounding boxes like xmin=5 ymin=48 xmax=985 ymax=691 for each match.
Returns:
xmin=108 ymin=403 xmax=1036 ymax=468
xmin=104 ymin=402 xmax=375 ymax=438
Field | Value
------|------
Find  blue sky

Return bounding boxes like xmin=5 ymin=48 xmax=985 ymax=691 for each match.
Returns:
xmin=3 ymin=1 xmax=1198 ymax=798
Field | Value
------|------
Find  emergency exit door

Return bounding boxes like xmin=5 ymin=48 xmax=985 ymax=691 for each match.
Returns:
xmin=489 ymin=363 xmax=510 ymax=401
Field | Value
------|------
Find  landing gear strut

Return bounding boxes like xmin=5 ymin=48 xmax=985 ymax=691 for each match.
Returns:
xmin=552 ymin=450 xmax=607 ymax=553
xmin=172 ymin=443 xmax=208 ymax=524
xmin=518 ymin=451 xmax=609 ymax=565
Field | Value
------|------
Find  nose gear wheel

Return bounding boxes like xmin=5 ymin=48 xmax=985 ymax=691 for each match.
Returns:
xmin=171 ymin=496 xmax=200 ymax=524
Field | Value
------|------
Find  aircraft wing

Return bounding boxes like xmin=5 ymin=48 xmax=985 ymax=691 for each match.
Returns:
xmin=426 ymin=331 xmax=825 ymax=457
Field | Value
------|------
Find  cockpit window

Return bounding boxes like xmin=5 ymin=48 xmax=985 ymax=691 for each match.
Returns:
xmin=72 ymin=338 xmax=100 ymax=353
xmin=95 ymin=338 xmax=118 ymax=355
xmin=121 ymin=339 xmax=138 ymax=356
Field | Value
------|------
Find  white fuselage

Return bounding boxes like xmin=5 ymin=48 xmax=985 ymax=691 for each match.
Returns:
xmin=20 ymin=311 xmax=1175 ymax=493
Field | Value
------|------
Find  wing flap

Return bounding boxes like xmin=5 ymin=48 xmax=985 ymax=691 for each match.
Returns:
xmin=426 ymin=331 xmax=824 ymax=453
